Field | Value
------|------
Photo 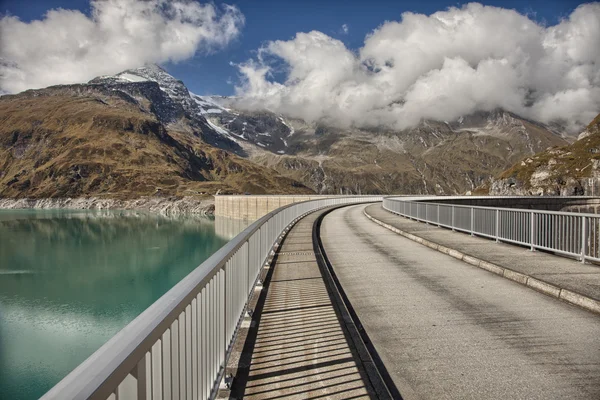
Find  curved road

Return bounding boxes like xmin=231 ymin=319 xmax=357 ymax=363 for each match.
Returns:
xmin=320 ymin=204 xmax=600 ymax=400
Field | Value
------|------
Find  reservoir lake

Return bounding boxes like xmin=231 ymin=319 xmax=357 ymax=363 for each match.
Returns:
xmin=0 ymin=209 xmax=249 ymax=399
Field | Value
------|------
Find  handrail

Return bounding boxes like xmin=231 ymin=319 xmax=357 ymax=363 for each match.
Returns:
xmin=383 ymin=197 xmax=600 ymax=264
xmin=385 ymin=196 xmax=600 ymax=218
xmin=42 ymin=196 xmax=382 ymax=400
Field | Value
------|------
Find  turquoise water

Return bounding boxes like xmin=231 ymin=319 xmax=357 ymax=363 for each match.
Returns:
xmin=0 ymin=210 xmax=233 ymax=400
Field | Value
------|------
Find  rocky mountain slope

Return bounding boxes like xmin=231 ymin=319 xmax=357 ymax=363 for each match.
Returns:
xmin=0 ymin=66 xmax=312 ymax=201
xmin=122 ymin=66 xmax=569 ymax=195
xmin=224 ymin=109 xmax=569 ymax=194
xmin=481 ymin=113 xmax=600 ymax=196
xmin=0 ymin=64 xmax=573 ymax=203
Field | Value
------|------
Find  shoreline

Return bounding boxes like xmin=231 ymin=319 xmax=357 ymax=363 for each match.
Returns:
xmin=0 ymin=196 xmax=215 ymax=215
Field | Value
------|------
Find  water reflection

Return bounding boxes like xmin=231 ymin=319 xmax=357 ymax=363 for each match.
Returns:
xmin=0 ymin=210 xmax=228 ymax=400
xmin=215 ymin=215 xmax=252 ymax=240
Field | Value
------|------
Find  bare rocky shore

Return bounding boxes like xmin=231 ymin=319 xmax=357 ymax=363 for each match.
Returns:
xmin=0 ymin=196 xmax=215 ymax=215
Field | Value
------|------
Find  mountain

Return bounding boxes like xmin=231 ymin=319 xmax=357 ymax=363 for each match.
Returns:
xmin=187 ymin=90 xmax=570 ymax=194
xmin=480 ymin=113 xmax=600 ymax=196
xmin=88 ymin=65 xmax=246 ymax=154
xmin=0 ymin=64 xmax=573 ymax=205
xmin=90 ymin=66 xmax=297 ymax=155
xmin=0 ymin=65 xmax=312 ymax=201
xmin=205 ymin=105 xmax=569 ymax=194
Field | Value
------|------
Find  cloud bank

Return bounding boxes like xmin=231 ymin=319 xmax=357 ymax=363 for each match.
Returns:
xmin=0 ymin=0 xmax=244 ymax=93
xmin=235 ymin=3 xmax=600 ymax=133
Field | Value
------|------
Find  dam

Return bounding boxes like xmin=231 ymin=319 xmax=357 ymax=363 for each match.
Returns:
xmin=38 ymin=195 xmax=600 ymax=399
xmin=214 ymin=195 xmax=335 ymax=220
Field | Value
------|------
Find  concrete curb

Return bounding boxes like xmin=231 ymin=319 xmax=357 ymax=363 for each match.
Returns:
xmin=363 ymin=208 xmax=600 ymax=316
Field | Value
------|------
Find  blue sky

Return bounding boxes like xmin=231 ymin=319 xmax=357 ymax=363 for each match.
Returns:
xmin=0 ymin=0 xmax=589 ymax=95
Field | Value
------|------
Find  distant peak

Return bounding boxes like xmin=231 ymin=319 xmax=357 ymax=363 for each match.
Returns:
xmin=127 ymin=64 xmax=169 ymax=75
xmin=89 ymin=64 xmax=177 ymax=85
xmin=118 ymin=64 xmax=177 ymax=82
xmin=141 ymin=63 xmax=167 ymax=72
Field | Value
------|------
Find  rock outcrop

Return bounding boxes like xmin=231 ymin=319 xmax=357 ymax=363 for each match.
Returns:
xmin=483 ymin=113 xmax=600 ymax=196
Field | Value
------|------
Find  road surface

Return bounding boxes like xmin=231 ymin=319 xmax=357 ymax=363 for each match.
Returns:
xmin=320 ymin=204 xmax=600 ymax=400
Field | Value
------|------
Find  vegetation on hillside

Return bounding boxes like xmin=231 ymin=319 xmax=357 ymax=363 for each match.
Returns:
xmin=0 ymin=92 xmax=312 ymax=199
xmin=481 ymin=113 xmax=600 ymax=195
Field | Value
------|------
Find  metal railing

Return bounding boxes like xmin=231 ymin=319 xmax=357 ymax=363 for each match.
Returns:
xmin=43 ymin=196 xmax=382 ymax=400
xmin=383 ymin=197 xmax=600 ymax=264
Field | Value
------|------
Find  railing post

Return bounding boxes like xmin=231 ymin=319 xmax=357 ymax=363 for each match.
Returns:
xmin=437 ymin=204 xmax=440 ymax=227
xmin=136 ymin=355 xmax=147 ymax=400
xmin=470 ymin=207 xmax=474 ymax=236
xmin=581 ymin=216 xmax=587 ymax=263
xmin=452 ymin=206 xmax=455 ymax=232
xmin=530 ymin=212 xmax=535 ymax=251
xmin=495 ymin=209 xmax=500 ymax=242
xmin=222 ymin=264 xmax=228 ymax=381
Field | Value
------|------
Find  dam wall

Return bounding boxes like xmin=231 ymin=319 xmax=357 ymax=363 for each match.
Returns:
xmin=214 ymin=195 xmax=336 ymax=220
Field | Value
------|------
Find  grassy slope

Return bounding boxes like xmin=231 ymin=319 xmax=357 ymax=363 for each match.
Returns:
xmin=0 ymin=94 xmax=312 ymax=199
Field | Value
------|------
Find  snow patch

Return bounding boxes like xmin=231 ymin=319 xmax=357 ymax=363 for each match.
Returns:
xmin=278 ymin=116 xmax=295 ymax=136
xmin=206 ymin=119 xmax=238 ymax=143
xmin=117 ymin=73 xmax=149 ymax=83
xmin=190 ymin=93 xmax=228 ymax=114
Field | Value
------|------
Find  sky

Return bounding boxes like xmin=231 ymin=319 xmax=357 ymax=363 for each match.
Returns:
xmin=0 ymin=0 xmax=589 ymax=95
xmin=0 ymin=0 xmax=599 ymax=132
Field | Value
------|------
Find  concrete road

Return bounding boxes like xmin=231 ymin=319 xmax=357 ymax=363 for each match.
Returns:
xmin=320 ymin=204 xmax=600 ymax=400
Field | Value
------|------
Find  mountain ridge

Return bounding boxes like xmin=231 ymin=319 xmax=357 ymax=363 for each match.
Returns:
xmin=0 ymin=67 xmax=313 ymax=201
xmin=0 ymin=64 xmax=574 ymax=204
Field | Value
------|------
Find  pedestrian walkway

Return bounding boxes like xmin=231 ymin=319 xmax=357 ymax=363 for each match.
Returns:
xmin=229 ymin=210 xmax=377 ymax=399
xmin=365 ymin=203 xmax=600 ymax=313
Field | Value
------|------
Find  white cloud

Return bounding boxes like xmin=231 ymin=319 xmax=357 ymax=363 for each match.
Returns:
xmin=342 ymin=23 xmax=349 ymax=34
xmin=0 ymin=0 xmax=244 ymax=93
xmin=235 ymin=2 xmax=600 ymax=133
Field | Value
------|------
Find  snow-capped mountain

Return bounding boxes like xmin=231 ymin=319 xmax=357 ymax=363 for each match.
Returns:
xmin=0 ymin=65 xmax=313 ymax=199
xmin=89 ymin=65 xmax=298 ymax=154
xmin=94 ymin=64 xmax=199 ymax=111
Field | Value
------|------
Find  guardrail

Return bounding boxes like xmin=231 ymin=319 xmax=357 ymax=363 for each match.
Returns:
xmin=42 ymin=196 xmax=382 ymax=400
xmin=383 ymin=197 xmax=600 ymax=264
